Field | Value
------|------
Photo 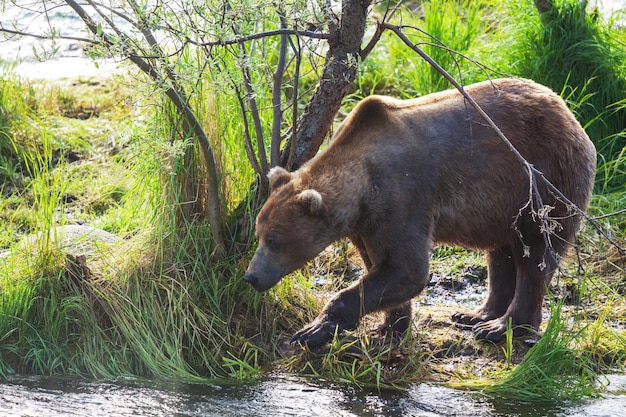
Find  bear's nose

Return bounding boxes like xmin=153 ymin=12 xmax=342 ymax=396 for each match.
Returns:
xmin=243 ymin=273 xmax=258 ymax=288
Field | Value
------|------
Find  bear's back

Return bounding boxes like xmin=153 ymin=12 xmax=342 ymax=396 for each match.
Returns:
xmin=314 ymin=78 xmax=596 ymax=248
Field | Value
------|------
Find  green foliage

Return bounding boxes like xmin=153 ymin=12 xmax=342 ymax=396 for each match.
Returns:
xmin=419 ymin=0 xmax=485 ymax=92
xmin=493 ymin=0 xmax=626 ymax=191
xmin=222 ymin=347 xmax=262 ymax=380
xmin=357 ymin=0 xmax=489 ymax=99
xmin=0 ymin=68 xmax=30 ymax=188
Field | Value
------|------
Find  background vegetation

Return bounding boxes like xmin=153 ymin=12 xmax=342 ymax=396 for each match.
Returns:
xmin=0 ymin=0 xmax=624 ymax=400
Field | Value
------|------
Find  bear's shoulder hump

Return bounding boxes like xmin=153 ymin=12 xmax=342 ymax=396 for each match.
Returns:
xmin=350 ymin=95 xmax=397 ymax=125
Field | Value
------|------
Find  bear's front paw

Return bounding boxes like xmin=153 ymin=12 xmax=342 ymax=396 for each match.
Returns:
xmin=472 ymin=319 xmax=507 ymax=342
xmin=290 ymin=318 xmax=343 ymax=349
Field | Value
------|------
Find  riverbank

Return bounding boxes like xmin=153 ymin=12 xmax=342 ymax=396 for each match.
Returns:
xmin=1 ymin=70 xmax=623 ymax=389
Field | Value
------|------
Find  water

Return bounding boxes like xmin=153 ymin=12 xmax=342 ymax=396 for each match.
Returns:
xmin=1 ymin=0 xmax=623 ymax=80
xmin=1 ymin=373 xmax=625 ymax=417
xmin=0 ymin=2 xmax=123 ymax=79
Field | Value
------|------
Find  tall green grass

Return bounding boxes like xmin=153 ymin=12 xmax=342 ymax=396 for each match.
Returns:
xmin=494 ymin=0 xmax=626 ymax=191
xmin=475 ymin=299 xmax=600 ymax=402
xmin=358 ymin=0 xmax=489 ymax=99
xmin=0 ymin=116 xmax=264 ymax=379
xmin=0 ymin=55 xmax=288 ymax=379
xmin=454 ymin=294 xmax=624 ymax=402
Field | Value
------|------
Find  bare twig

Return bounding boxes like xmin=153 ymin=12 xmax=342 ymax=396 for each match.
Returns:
xmin=287 ymin=35 xmax=302 ymax=170
xmin=271 ymin=12 xmax=288 ymax=168
xmin=235 ymin=83 xmax=264 ymax=178
xmin=361 ymin=0 xmax=403 ymax=60
xmin=591 ymin=208 xmax=626 ymax=221
xmin=186 ymin=28 xmax=331 ymax=47
xmin=238 ymin=42 xmax=269 ymax=177
xmin=224 ymin=0 xmax=269 ymax=178
xmin=0 ymin=27 xmax=96 ymax=44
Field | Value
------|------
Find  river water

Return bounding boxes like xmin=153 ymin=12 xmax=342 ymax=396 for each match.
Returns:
xmin=1 ymin=373 xmax=626 ymax=417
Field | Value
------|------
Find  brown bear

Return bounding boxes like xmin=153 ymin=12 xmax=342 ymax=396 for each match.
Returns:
xmin=244 ymin=78 xmax=596 ymax=349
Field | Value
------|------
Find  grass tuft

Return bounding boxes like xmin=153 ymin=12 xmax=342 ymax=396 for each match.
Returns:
xmin=461 ymin=298 xmax=605 ymax=402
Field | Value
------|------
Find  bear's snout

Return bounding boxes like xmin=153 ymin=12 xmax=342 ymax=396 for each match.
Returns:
xmin=245 ymin=246 xmax=290 ymax=292
xmin=243 ymin=273 xmax=259 ymax=290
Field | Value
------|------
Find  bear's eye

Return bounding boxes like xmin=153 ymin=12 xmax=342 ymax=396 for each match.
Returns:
xmin=264 ymin=233 xmax=281 ymax=251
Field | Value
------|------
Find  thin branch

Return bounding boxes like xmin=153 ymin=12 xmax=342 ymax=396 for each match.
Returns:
xmin=89 ymin=1 xmax=141 ymax=27
xmin=1 ymin=19 xmax=332 ymax=62
xmin=208 ymin=48 xmax=265 ymax=183
xmin=360 ymin=0 xmax=403 ymax=60
xmin=390 ymin=24 xmax=502 ymax=82
xmin=224 ymin=1 xmax=269 ymax=177
xmin=85 ymin=0 xmax=124 ymax=39
xmin=127 ymin=0 xmax=163 ymax=54
xmin=238 ymin=40 xmax=270 ymax=177
xmin=287 ymin=35 xmax=302 ymax=170
xmin=235 ymin=83 xmax=264 ymax=177
xmin=360 ymin=19 xmax=383 ymax=61
xmin=62 ymin=0 xmax=111 ymax=45
xmin=0 ymin=27 xmax=96 ymax=44
xmin=185 ymin=28 xmax=331 ymax=48
xmin=591 ymin=208 xmax=626 ymax=221
xmin=271 ymin=12 xmax=288 ymax=168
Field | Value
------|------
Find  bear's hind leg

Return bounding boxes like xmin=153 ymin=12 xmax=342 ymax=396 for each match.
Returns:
xmin=451 ymin=246 xmax=516 ymax=326
xmin=472 ymin=238 xmax=564 ymax=342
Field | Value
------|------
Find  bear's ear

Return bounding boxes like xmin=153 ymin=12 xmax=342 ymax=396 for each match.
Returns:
xmin=268 ymin=166 xmax=291 ymax=190
xmin=298 ymin=189 xmax=325 ymax=216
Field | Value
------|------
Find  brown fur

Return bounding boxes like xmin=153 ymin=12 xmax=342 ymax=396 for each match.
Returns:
xmin=244 ymin=78 xmax=596 ymax=348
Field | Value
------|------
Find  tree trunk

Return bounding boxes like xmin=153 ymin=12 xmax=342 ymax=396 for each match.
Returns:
xmin=283 ymin=0 xmax=373 ymax=170
xmin=534 ymin=0 xmax=553 ymax=14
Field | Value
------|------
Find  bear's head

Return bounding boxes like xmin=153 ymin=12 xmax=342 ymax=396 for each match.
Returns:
xmin=244 ymin=166 xmax=330 ymax=292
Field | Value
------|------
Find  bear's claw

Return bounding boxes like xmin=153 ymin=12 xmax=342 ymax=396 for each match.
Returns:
xmin=451 ymin=311 xmax=484 ymax=326
xmin=290 ymin=319 xmax=342 ymax=349
xmin=451 ymin=308 xmax=501 ymax=326
xmin=471 ymin=318 xmax=536 ymax=343
xmin=472 ymin=322 xmax=506 ymax=343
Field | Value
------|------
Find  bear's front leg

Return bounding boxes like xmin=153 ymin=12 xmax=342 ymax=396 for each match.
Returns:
xmin=291 ymin=257 xmax=429 ymax=348
xmin=291 ymin=289 xmax=362 ymax=349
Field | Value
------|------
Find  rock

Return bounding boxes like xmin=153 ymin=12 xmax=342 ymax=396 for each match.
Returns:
xmin=3 ymin=225 xmax=122 ymax=260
